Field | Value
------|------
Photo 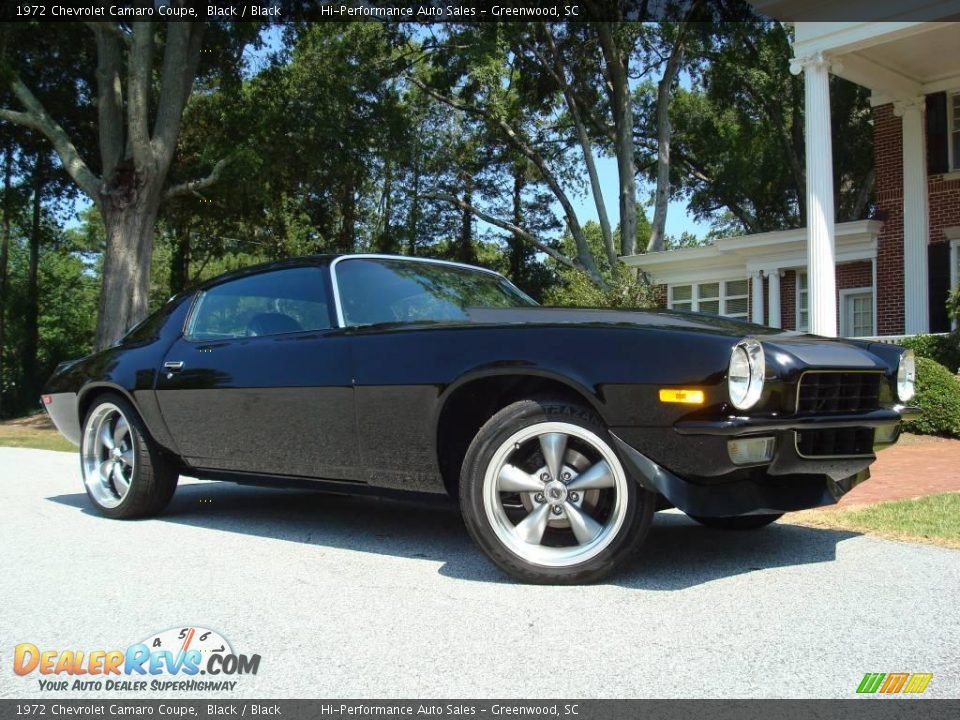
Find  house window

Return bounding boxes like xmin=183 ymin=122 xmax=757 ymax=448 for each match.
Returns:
xmin=951 ymin=238 xmax=960 ymax=329
xmin=668 ymin=280 xmax=749 ymax=318
xmin=952 ymin=239 xmax=960 ymax=290
xmin=952 ymin=92 xmax=960 ymax=171
xmin=796 ymin=272 xmax=809 ymax=331
xmin=840 ymin=288 xmax=875 ymax=337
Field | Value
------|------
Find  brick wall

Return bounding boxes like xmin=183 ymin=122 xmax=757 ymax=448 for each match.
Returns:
xmin=929 ymin=172 xmax=960 ymax=246
xmin=836 ymin=261 xmax=873 ymax=290
xmin=873 ymin=101 xmax=960 ymax=333
xmin=781 ymin=270 xmax=797 ymax=330
xmin=873 ymin=103 xmax=905 ymax=335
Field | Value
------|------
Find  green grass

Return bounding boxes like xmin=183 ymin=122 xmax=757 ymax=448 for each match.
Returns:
xmin=0 ymin=416 xmax=77 ymax=452
xmin=790 ymin=493 xmax=960 ymax=549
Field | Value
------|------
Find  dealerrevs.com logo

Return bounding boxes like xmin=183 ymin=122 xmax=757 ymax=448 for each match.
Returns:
xmin=14 ymin=626 xmax=261 ymax=693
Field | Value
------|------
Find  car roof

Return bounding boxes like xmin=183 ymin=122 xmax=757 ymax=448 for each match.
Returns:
xmin=193 ymin=253 xmax=505 ymax=293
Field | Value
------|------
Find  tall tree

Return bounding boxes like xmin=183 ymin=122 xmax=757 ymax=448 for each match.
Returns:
xmin=0 ymin=143 xmax=13 ymax=416
xmin=650 ymin=19 xmax=874 ymax=234
xmin=0 ymin=19 xmax=256 ymax=349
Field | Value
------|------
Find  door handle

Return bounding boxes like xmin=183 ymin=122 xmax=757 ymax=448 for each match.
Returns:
xmin=163 ymin=361 xmax=184 ymax=378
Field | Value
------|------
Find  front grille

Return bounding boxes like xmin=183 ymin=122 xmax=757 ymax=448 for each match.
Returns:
xmin=796 ymin=428 xmax=875 ymax=457
xmin=796 ymin=372 xmax=882 ymax=413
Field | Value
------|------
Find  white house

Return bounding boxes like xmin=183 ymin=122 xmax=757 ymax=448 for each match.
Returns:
xmin=622 ymin=10 xmax=960 ymax=338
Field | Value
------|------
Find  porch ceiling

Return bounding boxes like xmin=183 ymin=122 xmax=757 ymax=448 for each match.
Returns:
xmin=751 ymin=4 xmax=960 ymax=98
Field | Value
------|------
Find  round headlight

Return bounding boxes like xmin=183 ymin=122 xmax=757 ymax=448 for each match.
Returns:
xmin=728 ymin=339 xmax=765 ymax=410
xmin=897 ymin=349 xmax=916 ymax=402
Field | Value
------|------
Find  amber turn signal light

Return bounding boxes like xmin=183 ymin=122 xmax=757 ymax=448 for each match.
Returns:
xmin=658 ymin=389 xmax=705 ymax=404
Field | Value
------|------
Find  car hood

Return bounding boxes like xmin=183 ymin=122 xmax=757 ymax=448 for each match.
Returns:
xmin=465 ymin=307 xmax=890 ymax=369
xmin=467 ymin=306 xmax=777 ymax=333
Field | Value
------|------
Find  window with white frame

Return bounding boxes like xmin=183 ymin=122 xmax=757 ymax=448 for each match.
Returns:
xmin=796 ymin=272 xmax=809 ymax=331
xmin=951 ymin=92 xmax=960 ymax=171
xmin=840 ymin=288 xmax=874 ymax=337
xmin=952 ymin=239 xmax=960 ymax=290
xmin=668 ymin=279 xmax=749 ymax=318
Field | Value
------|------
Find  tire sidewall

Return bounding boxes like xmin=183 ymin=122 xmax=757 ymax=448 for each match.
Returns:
xmin=460 ymin=399 xmax=653 ymax=584
xmin=80 ymin=393 xmax=168 ymax=519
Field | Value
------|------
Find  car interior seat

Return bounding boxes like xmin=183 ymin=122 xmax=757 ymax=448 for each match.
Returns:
xmin=247 ymin=312 xmax=302 ymax=336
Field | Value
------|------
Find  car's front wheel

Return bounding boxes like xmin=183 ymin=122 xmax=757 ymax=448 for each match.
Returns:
xmin=460 ymin=398 xmax=655 ymax=584
xmin=80 ymin=394 xmax=179 ymax=519
xmin=688 ymin=514 xmax=783 ymax=530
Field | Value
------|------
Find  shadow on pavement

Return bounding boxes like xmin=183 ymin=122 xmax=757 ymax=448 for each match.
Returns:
xmin=48 ymin=479 xmax=861 ymax=590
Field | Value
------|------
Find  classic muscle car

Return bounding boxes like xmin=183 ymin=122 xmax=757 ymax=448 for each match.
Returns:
xmin=42 ymin=254 xmax=917 ymax=583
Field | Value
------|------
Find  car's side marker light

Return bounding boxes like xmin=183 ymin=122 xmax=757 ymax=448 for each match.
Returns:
xmin=658 ymin=389 xmax=705 ymax=405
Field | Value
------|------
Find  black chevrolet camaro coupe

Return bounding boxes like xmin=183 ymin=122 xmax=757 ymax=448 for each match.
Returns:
xmin=43 ymin=254 xmax=917 ymax=583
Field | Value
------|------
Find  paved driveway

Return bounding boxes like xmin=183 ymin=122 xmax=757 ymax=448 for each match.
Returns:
xmin=1 ymin=447 xmax=958 ymax=699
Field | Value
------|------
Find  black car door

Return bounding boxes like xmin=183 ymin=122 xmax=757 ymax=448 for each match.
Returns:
xmin=155 ymin=265 xmax=360 ymax=481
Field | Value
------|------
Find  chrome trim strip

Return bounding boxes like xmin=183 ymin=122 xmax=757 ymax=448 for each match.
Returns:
xmin=329 ymin=254 xmax=509 ymax=329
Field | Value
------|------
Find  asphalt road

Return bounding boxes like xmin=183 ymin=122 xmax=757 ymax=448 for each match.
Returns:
xmin=1 ymin=446 xmax=958 ymax=699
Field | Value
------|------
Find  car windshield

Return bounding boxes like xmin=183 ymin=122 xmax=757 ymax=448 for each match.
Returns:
xmin=335 ymin=258 xmax=537 ymax=327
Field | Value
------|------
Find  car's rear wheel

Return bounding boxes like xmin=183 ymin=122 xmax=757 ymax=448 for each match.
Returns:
xmin=688 ymin=513 xmax=783 ymax=530
xmin=460 ymin=398 xmax=654 ymax=584
xmin=80 ymin=394 xmax=178 ymax=519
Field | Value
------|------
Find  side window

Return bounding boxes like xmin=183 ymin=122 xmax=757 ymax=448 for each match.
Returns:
xmin=187 ymin=267 xmax=332 ymax=340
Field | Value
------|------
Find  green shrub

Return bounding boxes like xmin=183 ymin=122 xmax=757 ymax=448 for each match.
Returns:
xmin=898 ymin=331 xmax=960 ymax=374
xmin=544 ymin=271 xmax=658 ymax=309
xmin=947 ymin=287 xmax=960 ymax=323
xmin=903 ymin=356 xmax=960 ymax=438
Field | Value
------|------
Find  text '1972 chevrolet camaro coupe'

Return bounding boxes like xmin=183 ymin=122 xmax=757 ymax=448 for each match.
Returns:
xmin=43 ymin=254 xmax=918 ymax=583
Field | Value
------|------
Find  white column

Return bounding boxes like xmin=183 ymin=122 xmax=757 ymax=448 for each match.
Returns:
xmin=751 ymin=271 xmax=764 ymax=324
xmin=791 ymin=53 xmax=837 ymax=337
xmin=767 ymin=270 xmax=782 ymax=328
xmin=895 ymin=97 xmax=930 ymax=334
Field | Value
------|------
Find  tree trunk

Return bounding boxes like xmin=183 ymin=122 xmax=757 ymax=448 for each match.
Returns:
xmin=648 ymin=37 xmax=686 ymax=253
xmin=338 ymin=183 xmax=356 ymax=254
xmin=0 ymin=148 xmax=12 ymax=417
xmin=169 ymin=222 xmax=191 ymax=296
xmin=378 ymin=158 xmax=395 ymax=253
xmin=509 ymin=167 xmax=526 ymax=281
xmin=23 ymin=156 xmax=42 ymax=405
xmin=598 ymin=23 xmax=637 ymax=259
xmin=457 ymin=180 xmax=477 ymax=264
xmin=95 ymin=200 xmax=160 ymax=350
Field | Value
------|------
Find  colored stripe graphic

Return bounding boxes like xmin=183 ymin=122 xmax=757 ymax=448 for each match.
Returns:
xmin=857 ymin=673 xmax=885 ymax=693
xmin=903 ymin=673 xmax=933 ymax=694
xmin=856 ymin=672 xmax=932 ymax=694
xmin=880 ymin=673 xmax=909 ymax=693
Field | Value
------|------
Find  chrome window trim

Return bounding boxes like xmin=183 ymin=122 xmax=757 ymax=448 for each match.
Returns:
xmin=329 ymin=254 xmax=512 ymax=329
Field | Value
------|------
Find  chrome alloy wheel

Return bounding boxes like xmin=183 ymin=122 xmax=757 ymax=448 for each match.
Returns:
xmin=81 ymin=403 xmax=136 ymax=509
xmin=482 ymin=421 xmax=630 ymax=568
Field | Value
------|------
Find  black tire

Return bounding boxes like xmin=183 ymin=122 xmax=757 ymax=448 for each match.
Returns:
xmin=459 ymin=398 xmax=655 ymax=584
xmin=80 ymin=393 xmax=179 ymax=519
xmin=688 ymin=513 xmax=783 ymax=530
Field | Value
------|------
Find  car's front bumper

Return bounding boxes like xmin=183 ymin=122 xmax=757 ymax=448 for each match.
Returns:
xmin=611 ymin=404 xmax=918 ymax=517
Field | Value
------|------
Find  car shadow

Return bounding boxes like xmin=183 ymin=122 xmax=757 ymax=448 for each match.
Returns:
xmin=47 ymin=480 xmax=861 ymax=590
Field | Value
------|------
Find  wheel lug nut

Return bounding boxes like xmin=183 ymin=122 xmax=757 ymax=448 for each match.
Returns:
xmin=562 ymin=472 xmax=571 ymax=481
xmin=534 ymin=493 xmax=545 ymax=504
xmin=569 ymin=492 xmax=579 ymax=502
xmin=552 ymin=505 xmax=563 ymax=515
xmin=540 ymin=473 xmax=550 ymax=481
